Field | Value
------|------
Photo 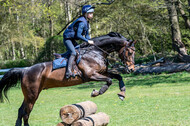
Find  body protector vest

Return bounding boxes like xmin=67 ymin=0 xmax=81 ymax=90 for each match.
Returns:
xmin=63 ymin=16 xmax=89 ymax=39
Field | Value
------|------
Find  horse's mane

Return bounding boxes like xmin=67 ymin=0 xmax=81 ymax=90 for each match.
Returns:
xmin=92 ymin=32 xmax=126 ymax=41
xmin=91 ymin=32 xmax=127 ymax=46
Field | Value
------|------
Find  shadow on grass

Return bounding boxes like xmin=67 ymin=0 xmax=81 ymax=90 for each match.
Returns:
xmin=125 ymin=73 xmax=190 ymax=87
xmin=67 ymin=72 xmax=190 ymax=90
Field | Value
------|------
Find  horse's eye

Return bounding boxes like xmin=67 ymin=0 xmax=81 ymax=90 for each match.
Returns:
xmin=128 ymin=50 xmax=132 ymax=55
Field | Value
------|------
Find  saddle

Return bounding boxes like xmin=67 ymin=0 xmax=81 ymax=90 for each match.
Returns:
xmin=52 ymin=45 xmax=82 ymax=77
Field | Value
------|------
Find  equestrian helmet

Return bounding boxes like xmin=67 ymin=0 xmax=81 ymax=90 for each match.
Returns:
xmin=82 ymin=5 xmax=95 ymax=15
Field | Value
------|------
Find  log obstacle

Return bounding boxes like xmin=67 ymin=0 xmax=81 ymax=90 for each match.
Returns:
xmin=72 ymin=112 xmax=109 ymax=126
xmin=60 ymin=101 xmax=97 ymax=124
xmin=56 ymin=122 xmax=70 ymax=126
xmin=57 ymin=101 xmax=110 ymax=126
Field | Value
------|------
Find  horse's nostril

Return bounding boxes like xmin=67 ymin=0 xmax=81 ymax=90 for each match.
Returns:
xmin=131 ymin=69 xmax=134 ymax=72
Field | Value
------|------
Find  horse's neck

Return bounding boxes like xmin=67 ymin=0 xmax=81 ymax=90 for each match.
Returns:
xmin=93 ymin=37 xmax=124 ymax=53
xmin=80 ymin=46 xmax=106 ymax=59
xmin=80 ymin=44 xmax=120 ymax=57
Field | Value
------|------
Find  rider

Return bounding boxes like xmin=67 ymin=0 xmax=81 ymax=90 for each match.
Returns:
xmin=63 ymin=5 xmax=95 ymax=79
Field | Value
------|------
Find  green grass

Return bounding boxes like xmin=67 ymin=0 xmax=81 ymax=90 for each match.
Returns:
xmin=0 ymin=72 xmax=190 ymax=126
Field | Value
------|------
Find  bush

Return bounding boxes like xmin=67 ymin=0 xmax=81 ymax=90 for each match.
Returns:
xmin=0 ymin=59 xmax=33 ymax=69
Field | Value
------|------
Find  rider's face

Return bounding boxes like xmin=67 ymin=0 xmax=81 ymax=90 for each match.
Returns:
xmin=86 ymin=12 xmax=93 ymax=20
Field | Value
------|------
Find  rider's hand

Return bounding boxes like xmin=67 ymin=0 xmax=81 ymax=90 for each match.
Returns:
xmin=88 ymin=40 xmax=94 ymax=45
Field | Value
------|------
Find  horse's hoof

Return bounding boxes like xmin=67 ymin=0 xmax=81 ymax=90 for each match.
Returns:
xmin=117 ymin=92 xmax=125 ymax=101
xmin=91 ymin=89 xmax=99 ymax=97
xmin=118 ymin=95 xmax=124 ymax=101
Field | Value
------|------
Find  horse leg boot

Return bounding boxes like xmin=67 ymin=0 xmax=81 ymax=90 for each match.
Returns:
xmin=66 ymin=54 xmax=76 ymax=79
xmin=90 ymin=73 xmax=112 ymax=97
xmin=107 ymin=72 xmax=126 ymax=101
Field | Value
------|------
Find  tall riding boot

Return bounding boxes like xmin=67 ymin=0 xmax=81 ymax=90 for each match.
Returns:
xmin=66 ymin=54 xmax=76 ymax=79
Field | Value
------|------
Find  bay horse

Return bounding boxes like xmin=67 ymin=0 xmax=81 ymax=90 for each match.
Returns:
xmin=0 ymin=32 xmax=136 ymax=126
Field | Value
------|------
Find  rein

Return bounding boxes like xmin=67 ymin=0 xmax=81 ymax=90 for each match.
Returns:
xmin=85 ymin=44 xmax=114 ymax=68
xmin=93 ymin=44 xmax=110 ymax=55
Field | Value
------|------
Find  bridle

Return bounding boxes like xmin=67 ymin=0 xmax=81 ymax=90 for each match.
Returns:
xmin=93 ymin=44 xmax=110 ymax=55
xmin=119 ymin=45 xmax=135 ymax=66
xmin=85 ymin=43 xmax=135 ymax=69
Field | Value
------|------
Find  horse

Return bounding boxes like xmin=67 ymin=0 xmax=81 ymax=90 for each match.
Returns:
xmin=0 ymin=32 xmax=136 ymax=126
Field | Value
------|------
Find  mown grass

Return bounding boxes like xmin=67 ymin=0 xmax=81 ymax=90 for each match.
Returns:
xmin=0 ymin=72 xmax=190 ymax=126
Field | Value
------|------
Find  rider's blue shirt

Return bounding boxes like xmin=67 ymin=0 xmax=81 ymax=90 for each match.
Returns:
xmin=63 ymin=16 xmax=90 ymax=42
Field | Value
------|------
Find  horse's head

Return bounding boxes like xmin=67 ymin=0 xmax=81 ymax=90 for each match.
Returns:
xmin=119 ymin=40 xmax=136 ymax=73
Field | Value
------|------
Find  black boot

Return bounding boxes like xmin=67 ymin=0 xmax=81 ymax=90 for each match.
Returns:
xmin=66 ymin=54 xmax=76 ymax=79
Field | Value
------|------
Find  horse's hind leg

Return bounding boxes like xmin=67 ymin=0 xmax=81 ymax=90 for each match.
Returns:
xmin=15 ymin=101 xmax=25 ymax=126
xmin=15 ymin=100 xmax=36 ymax=126
xmin=23 ymin=101 xmax=35 ymax=126
xmin=18 ymin=85 xmax=40 ymax=126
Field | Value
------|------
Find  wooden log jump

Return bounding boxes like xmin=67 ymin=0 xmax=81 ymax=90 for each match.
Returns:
xmin=60 ymin=101 xmax=97 ymax=124
xmin=56 ymin=122 xmax=70 ymax=126
xmin=72 ymin=112 xmax=110 ymax=126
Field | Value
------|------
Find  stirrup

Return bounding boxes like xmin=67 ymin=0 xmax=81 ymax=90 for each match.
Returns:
xmin=66 ymin=72 xmax=75 ymax=79
xmin=65 ymin=70 xmax=71 ymax=79
xmin=71 ymin=73 xmax=76 ymax=78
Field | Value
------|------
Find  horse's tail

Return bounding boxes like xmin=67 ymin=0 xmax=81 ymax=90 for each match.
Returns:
xmin=0 ymin=68 xmax=25 ymax=102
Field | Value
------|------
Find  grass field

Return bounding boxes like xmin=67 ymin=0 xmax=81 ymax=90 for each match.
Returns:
xmin=0 ymin=72 xmax=190 ymax=126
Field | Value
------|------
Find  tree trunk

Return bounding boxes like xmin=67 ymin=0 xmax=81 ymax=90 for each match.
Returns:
xmin=48 ymin=0 xmax=53 ymax=37
xmin=177 ymin=0 xmax=190 ymax=29
xmin=49 ymin=15 xmax=53 ymax=36
xmin=10 ymin=38 xmax=16 ymax=60
xmin=60 ymin=1 xmax=63 ymax=14
xmin=65 ymin=0 xmax=72 ymax=23
xmin=165 ymin=0 xmax=187 ymax=55
xmin=31 ymin=0 xmax=35 ymax=28
xmin=134 ymin=63 xmax=190 ymax=75
xmin=188 ymin=0 xmax=190 ymax=16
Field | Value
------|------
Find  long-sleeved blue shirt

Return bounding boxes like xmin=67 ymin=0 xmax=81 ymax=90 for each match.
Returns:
xmin=76 ymin=22 xmax=90 ymax=42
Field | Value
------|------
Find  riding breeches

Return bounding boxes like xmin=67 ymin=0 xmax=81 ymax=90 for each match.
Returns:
xmin=63 ymin=39 xmax=78 ymax=56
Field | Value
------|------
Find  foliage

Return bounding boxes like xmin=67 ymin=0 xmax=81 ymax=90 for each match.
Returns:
xmin=0 ymin=0 xmax=189 ymax=67
xmin=0 ymin=59 xmax=33 ymax=69
xmin=35 ymin=35 xmax=66 ymax=62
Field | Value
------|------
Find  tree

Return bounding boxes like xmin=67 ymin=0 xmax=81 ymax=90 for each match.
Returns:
xmin=165 ymin=0 xmax=187 ymax=55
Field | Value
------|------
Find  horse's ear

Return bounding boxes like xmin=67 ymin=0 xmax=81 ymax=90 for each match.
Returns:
xmin=127 ymin=40 xmax=137 ymax=47
xmin=123 ymin=41 xmax=128 ymax=46
xmin=133 ymin=40 xmax=137 ymax=45
xmin=127 ymin=41 xmax=133 ymax=47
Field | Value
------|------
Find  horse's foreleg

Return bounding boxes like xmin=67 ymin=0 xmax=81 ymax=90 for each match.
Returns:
xmin=90 ymin=73 xmax=112 ymax=97
xmin=107 ymin=72 xmax=126 ymax=100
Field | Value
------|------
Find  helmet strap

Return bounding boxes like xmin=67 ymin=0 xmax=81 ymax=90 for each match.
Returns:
xmin=84 ymin=13 xmax=90 ymax=21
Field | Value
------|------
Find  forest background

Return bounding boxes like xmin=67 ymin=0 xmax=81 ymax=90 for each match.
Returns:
xmin=0 ymin=0 xmax=189 ymax=68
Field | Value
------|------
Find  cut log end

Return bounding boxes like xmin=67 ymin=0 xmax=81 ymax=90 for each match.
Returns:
xmin=60 ymin=101 xmax=97 ymax=124
xmin=60 ymin=105 xmax=80 ymax=124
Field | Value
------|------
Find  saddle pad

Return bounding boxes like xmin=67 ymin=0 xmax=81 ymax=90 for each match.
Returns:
xmin=52 ymin=55 xmax=81 ymax=70
xmin=52 ymin=45 xmax=81 ymax=70
xmin=52 ymin=58 xmax=67 ymax=70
